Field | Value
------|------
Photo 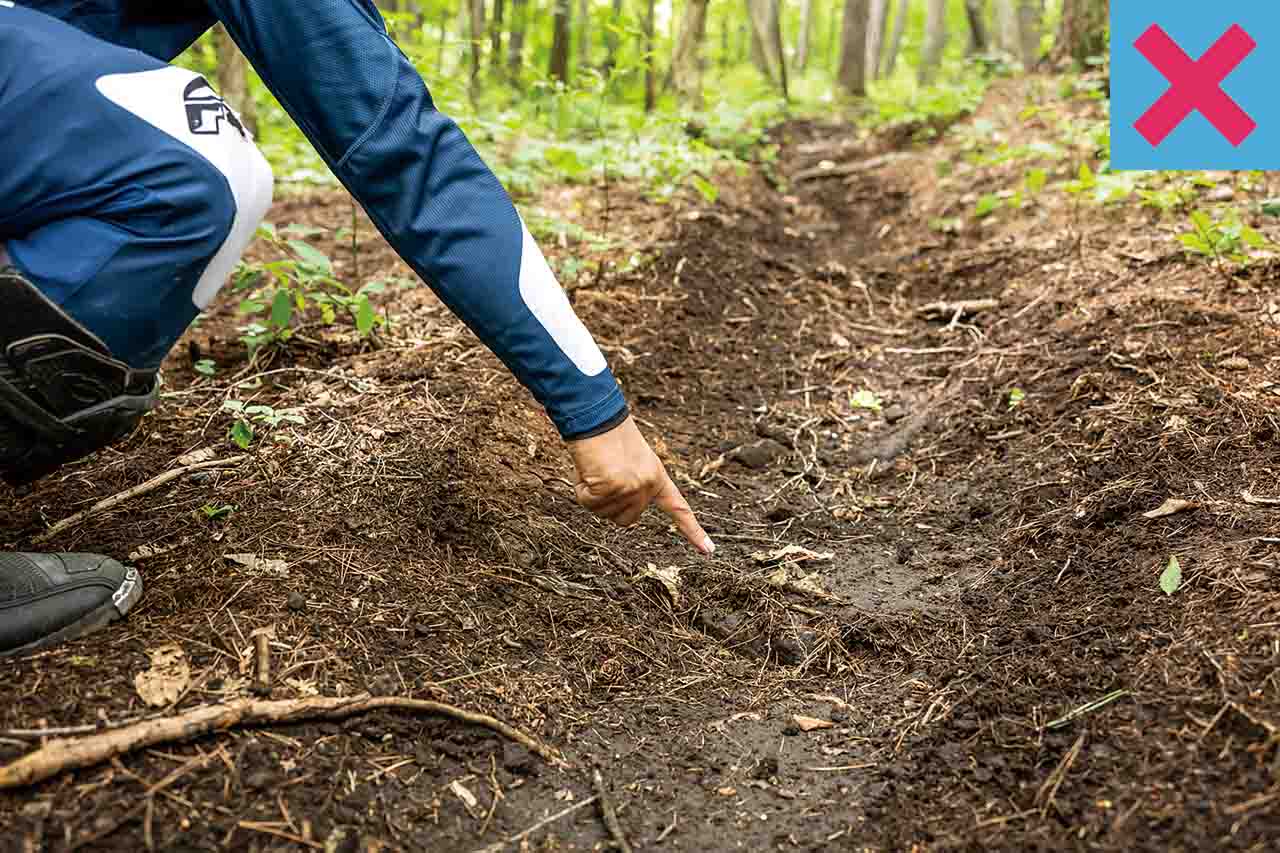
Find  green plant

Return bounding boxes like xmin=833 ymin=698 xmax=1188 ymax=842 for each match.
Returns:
xmin=1178 ymin=209 xmax=1268 ymax=276
xmin=233 ymin=224 xmax=387 ymax=360
xmin=223 ymin=400 xmax=306 ymax=449
xmin=199 ymin=503 xmax=235 ymax=522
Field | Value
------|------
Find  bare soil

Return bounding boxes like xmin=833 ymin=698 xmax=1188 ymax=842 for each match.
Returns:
xmin=3 ymin=77 xmax=1280 ymax=851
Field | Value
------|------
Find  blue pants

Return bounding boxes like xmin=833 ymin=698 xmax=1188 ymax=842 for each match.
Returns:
xmin=0 ymin=5 xmax=273 ymax=368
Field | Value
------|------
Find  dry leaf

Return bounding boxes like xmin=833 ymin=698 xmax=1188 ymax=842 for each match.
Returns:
xmin=177 ymin=447 xmax=216 ymax=466
xmin=449 ymin=780 xmax=479 ymax=811
xmin=1143 ymin=498 xmax=1196 ymax=519
xmin=699 ymin=454 xmax=727 ymax=480
xmin=134 ymin=643 xmax=191 ymax=708
xmin=285 ymin=677 xmax=319 ymax=697
xmin=793 ymin=714 xmax=835 ymax=732
xmin=1220 ymin=356 xmax=1251 ymax=371
xmin=1243 ymin=490 xmax=1280 ymax=506
xmin=128 ymin=542 xmax=179 ymax=561
xmin=224 ymin=553 xmax=290 ymax=577
xmin=639 ymin=564 xmax=683 ymax=604
xmin=751 ymin=545 xmax=836 ymax=565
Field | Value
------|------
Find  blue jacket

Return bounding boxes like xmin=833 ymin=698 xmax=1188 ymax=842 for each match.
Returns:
xmin=25 ymin=0 xmax=627 ymax=439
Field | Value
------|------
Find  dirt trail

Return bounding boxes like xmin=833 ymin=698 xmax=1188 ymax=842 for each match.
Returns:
xmin=4 ymin=83 xmax=1280 ymax=851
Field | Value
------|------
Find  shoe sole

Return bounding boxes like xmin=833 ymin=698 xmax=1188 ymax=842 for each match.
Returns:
xmin=0 ymin=567 xmax=143 ymax=659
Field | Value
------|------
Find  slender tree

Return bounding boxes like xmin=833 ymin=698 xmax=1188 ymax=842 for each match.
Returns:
xmin=881 ymin=0 xmax=909 ymax=76
xmin=1016 ymin=0 xmax=1044 ymax=68
xmin=577 ymin=0 xmax=591 ymax=69
xmin=467 ymin=0 xmax=486 ymax=97
xmin=796 ymin=0 xmax=814 ymax=71
xmin=837 ymin=0 xmax=869 ymax=95
xmin=603 ymin=0 xmax=624 ymax=73
xmin=213 ymin=24 xmax=258 ymax=138
xmin=672 ymin=0 xmax=711 ymax=107
xmin=865 ymin=0 xmax=889 ymax=81
xmin=1054 ymin=0 xmax=1106 ymax=65
xmin=550 ymin=0 xmax=572 ymax=83
xmin=919 ymin=0 xmax=949 ymax=84
xmin=965 ymin=0 xmax=990 ymax=54
xmin=643 ymin=0 xmax=656 ymax=110
xmin=508 ymin=0 xmax=529 ymax=75
xmin=747 ymin=0 xmax=788 ymax=98
xmin=491 ymin=0 xmax=506 ymax=71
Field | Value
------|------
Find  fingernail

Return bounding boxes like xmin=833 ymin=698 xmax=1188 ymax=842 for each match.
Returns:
xmin=702 ymin=536 xmax=716 ymax=555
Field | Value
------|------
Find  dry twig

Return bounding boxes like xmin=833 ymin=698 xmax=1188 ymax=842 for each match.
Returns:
xmin=0 ymin=693 xmax=565 ymax=789
xmin=593 ymin=769 xmax=635 ymax=853
xmin=34 ymin=455 xmax=248 ymax=543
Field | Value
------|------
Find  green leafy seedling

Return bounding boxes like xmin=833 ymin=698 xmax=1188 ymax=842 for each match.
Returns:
xmin=1160 ymin=555 xmax=1182 ymax=596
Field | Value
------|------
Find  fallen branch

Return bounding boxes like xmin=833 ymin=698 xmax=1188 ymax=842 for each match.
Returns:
xmin=34 ymin=455 xmax=248 ymax=544
xmin=593 ymin=769 xmax=635 ymax=853
xmin=0 ymin=693 xmax=565 ymax=789
xmin=472 ymin=795 xmax=599 ymax=853
xmin=793 ymin=152 xmax=910 ymax=182
xmin=916 ymin=298 xmax=999 ymax=319
xmin=1243 ymin=490 xmax=1280 ymax=507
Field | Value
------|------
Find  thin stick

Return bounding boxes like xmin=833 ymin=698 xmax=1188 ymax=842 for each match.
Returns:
xmin=593 ymin=769 xmax=634 ymax=853
xmin=251 ymin=633 xmax=272 ymax=697
xmin=471 ymin=795 xmax=600 ymax=853
xmin=0 ymin=693 xmax=565 ymax=789
xmin=34 ymin=455 xmax=247 ymax=544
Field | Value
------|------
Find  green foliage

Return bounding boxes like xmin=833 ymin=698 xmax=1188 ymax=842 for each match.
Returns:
xmin=233 ymin=223 xmax=386 ymax=360
xmin=222 ymin=400 xmax=306 ymax=449
xmin=1179 ymin=209 xmax=1268 ymax=267
xmin=1160 ymin=556 xmax=1183 ymax=596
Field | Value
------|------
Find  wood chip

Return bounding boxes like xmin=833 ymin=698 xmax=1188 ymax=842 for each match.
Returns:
xmin=792 ymin=715 xmax=835 ymax=732
xmin=1143 ymin=498 xmax=1197 ymax=519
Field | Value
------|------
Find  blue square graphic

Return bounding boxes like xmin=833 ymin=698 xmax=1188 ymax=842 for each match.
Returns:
xmin=1112 ymin=2 xmax=1280 ymax=170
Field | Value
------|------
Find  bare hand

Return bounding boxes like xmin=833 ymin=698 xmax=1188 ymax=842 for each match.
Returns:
xmin=567 ymin=416 xmax=714 ymax=555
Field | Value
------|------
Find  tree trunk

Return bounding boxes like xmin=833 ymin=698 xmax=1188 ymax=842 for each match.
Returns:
xmin=467 ymin=0 xmax=485 ymax=97
xmin=919 ymin=0 xmax=948 ymax=84
xmin=796 ymin=0 xmax=814 ymax=71
xmin=577 ymin=0 xmax=590 ymax=69
xmin=993 ymin=0 xmax=1018 ymax=55
xmin=1054 ymin=0 xmax=1107 ymax=66
xmin=491 ymin=0 xmax=505 ymax=70
xmin=837 ymin=0 xmax=869 ymax=96
xmin=965 ymin=0 xmax=989 ymax=54
xmin=643 ymin=0 xmax=656 ymax=110
xmin=672 ymin=0 xmax=710 ymax=108
xmin=1015 ymin=0 xmax=1043 ymax=68
xmin=747 ymin=0 xmax=788 ymax=98
xmin=508 ymin=0 xmax=529 ymax=74
xmin=865 ymin=0 xmax=888 ymax=81
xmin=549 ymin=0 xmax=572 ymax=84
xmin=213 ymin=24 xmax=258 ymax=138
xmin=881 ymin=0 xmax=909 ymax=76
xmin=604 ymin=0 xmax=624 ymax=73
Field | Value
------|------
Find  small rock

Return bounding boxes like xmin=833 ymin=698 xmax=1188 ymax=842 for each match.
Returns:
xmin=733 ymin=439 xmax=788 ymax=470
xmin=883 ymin=404 xmax=908 ymax=424
xmin=781 ymin=723 xmax=801 ymax=737
xmin=1207 ymin=185 xmax=1235 ymax=202
xmin=286 ymin=591 xmax=306 ymax=612
xmin=503 ymin=743 xmax=539 ymax=776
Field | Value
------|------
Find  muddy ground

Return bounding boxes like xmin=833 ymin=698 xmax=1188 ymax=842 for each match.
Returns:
xmin=3 ymin=77 xmax=1280 ymax=851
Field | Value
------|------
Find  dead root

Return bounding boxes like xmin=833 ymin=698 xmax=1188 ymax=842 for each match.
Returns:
xmin=0 ymin=693 xmax=566 ymax=789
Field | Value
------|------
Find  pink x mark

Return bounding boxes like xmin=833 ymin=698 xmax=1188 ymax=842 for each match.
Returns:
xmin=1134 ymin=24 xmax=1257 ymax=148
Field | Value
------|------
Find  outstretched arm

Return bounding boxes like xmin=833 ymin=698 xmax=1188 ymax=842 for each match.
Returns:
xmin=204 ymin=0 xmax=711 ymax=550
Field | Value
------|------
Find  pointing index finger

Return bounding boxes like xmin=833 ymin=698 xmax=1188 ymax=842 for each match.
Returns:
xmin=653 ymin=470 xmax=715 ymax=555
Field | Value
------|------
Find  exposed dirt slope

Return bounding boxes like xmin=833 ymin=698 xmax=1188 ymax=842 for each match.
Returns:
xmin=3 ymin=77 xmax=1279 ymax=851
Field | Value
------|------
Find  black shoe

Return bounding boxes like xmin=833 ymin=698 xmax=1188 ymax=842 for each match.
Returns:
xmin=0 ymin=553 xmax=142 ymax=658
